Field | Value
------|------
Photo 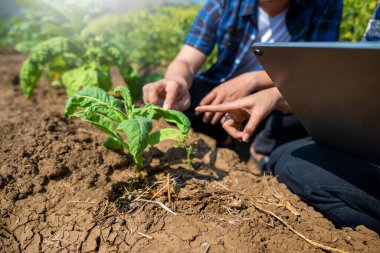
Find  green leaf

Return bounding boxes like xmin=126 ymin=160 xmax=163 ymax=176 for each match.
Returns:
xmin=148 ymin=128 xmax=188 ymax=146
xmin=118 ymin=117 xmax=152 ymax=168
xmin=114 ymin=86 xmax=132 ymax=113
xmin=119 ymin=65 xmax=142 ymax=102
xmin=65 ymin=87 xmax=126 ymax=122
xmin=29 ymin=37 xmax=79 ymax=64
xmin=73 ymin=109 xmax=122 ymax=142
xmin=103 ymin=137 xmax=125 ymax=153
xmin=18 ymin=36 xmax=82 ymax=98
xmin=136 ymin=104 xmax=191 ymax=134
xmin=19 ymin=59 xmax=43 ymax=98
xmin=61 ymin=63 xmax=112 ymax=97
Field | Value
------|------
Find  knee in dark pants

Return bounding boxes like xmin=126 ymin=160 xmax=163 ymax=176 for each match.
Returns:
xmin=268 ymin=139 xmax=380 ymax=233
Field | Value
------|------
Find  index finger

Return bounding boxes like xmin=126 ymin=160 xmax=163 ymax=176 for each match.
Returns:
xmin=163 ymin=81 xmax=182 ymax=110
xmin=195 ymin=101 xmax=242 ymax=113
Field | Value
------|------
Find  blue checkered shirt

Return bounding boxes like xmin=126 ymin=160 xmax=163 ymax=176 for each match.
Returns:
xmin=185 ymin=0 xmax=343 ymax=84
xmin=363 ymin=1 xmax=380 ymax=41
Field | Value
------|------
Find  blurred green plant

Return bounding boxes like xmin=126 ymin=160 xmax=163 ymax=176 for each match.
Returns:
xmin=84 ymin=4 xmax=217 ymax=81
xmin=6 ymin=0 xmax=105 ymax=52
xmin=340 ymin=0 xmax=378 ymax=41
xmin=0 ymin=15 xmax=10 ymax=47
xmin=20 ymin=34 xmax=142 ymax=100
xmin=8 ymin=0 xmax=142 ymax=100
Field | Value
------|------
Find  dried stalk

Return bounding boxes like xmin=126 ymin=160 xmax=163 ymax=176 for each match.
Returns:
xmin=136 ymin=199 xmax=177 ymax=216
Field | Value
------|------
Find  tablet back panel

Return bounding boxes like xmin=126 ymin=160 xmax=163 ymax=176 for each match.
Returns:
xmin=252 ymin=42 xmax=380 ymax=164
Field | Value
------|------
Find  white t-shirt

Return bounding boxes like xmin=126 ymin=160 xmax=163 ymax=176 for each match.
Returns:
xmin=235 ymin=6 xmax=291 ymax=75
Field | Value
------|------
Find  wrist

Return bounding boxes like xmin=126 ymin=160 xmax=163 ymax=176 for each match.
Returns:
xmin=271 ymin=88 xmax=291 ymax=112
xmin=244 ymin=71 xmax=274 ymax=93
xmin=164 ymin=76 xmax=190 ymax=90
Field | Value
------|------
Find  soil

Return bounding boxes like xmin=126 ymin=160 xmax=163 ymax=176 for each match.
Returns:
xmin=0 ymin=52 xmax=379 ymax=253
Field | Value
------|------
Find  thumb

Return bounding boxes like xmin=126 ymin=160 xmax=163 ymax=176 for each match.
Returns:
xmin=242 ymin=111 xmax=264 ymax=142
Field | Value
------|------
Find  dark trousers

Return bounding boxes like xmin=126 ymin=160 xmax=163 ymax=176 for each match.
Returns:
xmin=184 ymin=78 xmax=229 ymax=143
xmin=268 ymin=138 xmax=380 ymax=234
xmin=185 ymin=77 xmax=308 ymax=153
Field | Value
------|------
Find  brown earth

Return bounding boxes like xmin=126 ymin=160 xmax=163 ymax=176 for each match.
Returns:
xmin=0 ymin=52 xmax=379 ymax=253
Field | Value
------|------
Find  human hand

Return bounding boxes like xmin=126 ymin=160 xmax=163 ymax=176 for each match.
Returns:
xmin=198 ymin=71 xmax=273 ymax=125
xmin=143 ymin=79 xmax=191 ymax=111
xmin=195 ymin=87 xmax=290 ymax=142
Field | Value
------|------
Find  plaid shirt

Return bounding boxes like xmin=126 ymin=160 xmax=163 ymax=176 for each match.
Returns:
xmin=363 ymin=1 xmax=380 ymax=41
xmin=185 ymin=0 xmax=343 ymax=84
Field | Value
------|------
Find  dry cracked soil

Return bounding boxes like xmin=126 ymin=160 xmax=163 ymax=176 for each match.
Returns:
xmin=0 ymin=50 xmax=379 ymax=252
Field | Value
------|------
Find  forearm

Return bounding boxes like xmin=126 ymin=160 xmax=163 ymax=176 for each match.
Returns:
xmin=233 ymin=70 xmax=274 ymax=93
xmin=164 ymin=59 xmax=195 ymax=90
xmin=164 ymin=45 xmax=207 ymax=90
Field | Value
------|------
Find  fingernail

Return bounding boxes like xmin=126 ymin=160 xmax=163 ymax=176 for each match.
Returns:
xmin=242 ymin=133 xmax=250 ymax=142
xmin=163 ymin=104 xmax=171 ymax=110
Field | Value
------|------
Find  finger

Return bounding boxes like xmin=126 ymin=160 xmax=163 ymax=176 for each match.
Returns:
xmin=222 ymin=120 xmax=244 ymax=140
xmin=172 ymin=93 xmax=191 ymax=112
xmin=163 ymin=81 xmax=182 ymax=110
xmin=203 ymin=95 xmax=223 ymax=123
xmin=196 ymin=92 xmax=216 ymax=116
xmin=211 ymin=112 xmax=224 ymax=125
xmin=142 ymin=84 xmax=150 ymax=104
xmin=220 ymin=114 xmax=228 ymax=124
xmin=199 ymin=91 xmax=216 ymax=106
xmin=195 ymin=100 xmax=242 ymax=113
xmin=203 ymin=112 xmax=214 ymax=123
xmin=242 ymin=111 xmax=265 ymax=142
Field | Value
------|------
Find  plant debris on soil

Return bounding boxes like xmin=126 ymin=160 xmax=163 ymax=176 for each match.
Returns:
xmin=0 ymin=51 xmax=379 ymax=253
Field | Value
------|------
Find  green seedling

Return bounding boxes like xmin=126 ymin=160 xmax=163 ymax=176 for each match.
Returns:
xmin=186 ymin=145 xmax=194 ymax=169
xmin=65 ymin=86 xmax=191 ymax=171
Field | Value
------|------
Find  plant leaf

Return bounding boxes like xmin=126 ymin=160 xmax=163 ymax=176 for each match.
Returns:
xmin=61 ymin=63 xmax=112 ymax=97
xmin=136 ymin=104 xmax=191 ymax=134
xmin=118 ymin=117 xmax=152 ymax=168
xmin=148 ymin=128 xmax=188 ymax=146
xmin=103 ymin=137 xmax=125 ymax=153
xmin=29 ymin=36 xmax=80 ymax=64
xmin=119 ymin=65 xmax=142 ymax=102
xmin=114 ymin=86 xmax=132 ymax=113
xmin=72 ymin=109 xmax=124 ymax=145
xmin=19 ymin=36 xmax=82 ymax=98
xmin=65 ymin=87 xmax=126 ymax=122
xmin=19 ymin=59 xmax=43 ymax=98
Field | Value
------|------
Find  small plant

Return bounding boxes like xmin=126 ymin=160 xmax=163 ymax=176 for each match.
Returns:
xmin=65 ymin=86 xmax=191 ymax=171
xmin=186 ymin=145 xmax=194 ymax=169
xmin=20 ymin=35 xmax=142 ymax=100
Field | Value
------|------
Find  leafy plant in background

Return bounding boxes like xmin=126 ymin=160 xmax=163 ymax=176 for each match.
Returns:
xmin=14 ymin=0 xmax=142 ymax=100
xmin=6 ymin=0 xmax=105 ymax=53
xmin=19 ymin=34 xmax=142 ymax=100
xmin=340 ymin=0 xmax=378 ymax=41
xmin=84 ymin=4 xmax=218 ymax=81
xmin=0 ymin=15 xmax=11 ymax=47
xmin=65 ymin=86 xmax=191 ymax=170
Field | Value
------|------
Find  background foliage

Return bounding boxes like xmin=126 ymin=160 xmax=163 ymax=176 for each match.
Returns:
xmin=340 ymin=0 xmax=378 ymax=41
xmin=0 ymin=0 xmax=378 ymax=80
xmin=84 ymin=4 xmax=203 ymax=75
